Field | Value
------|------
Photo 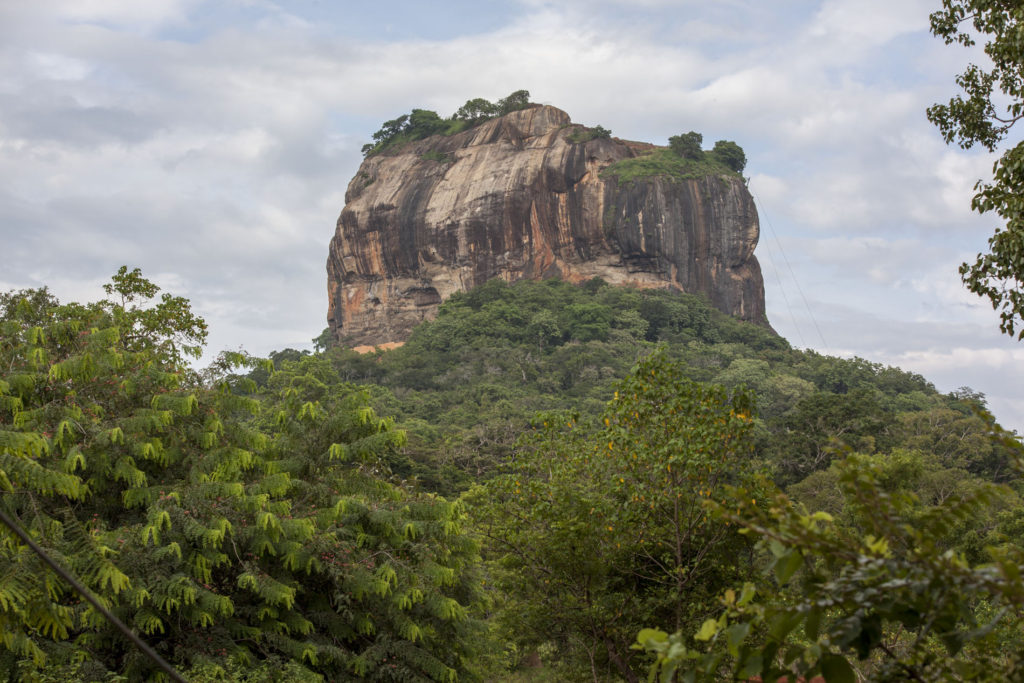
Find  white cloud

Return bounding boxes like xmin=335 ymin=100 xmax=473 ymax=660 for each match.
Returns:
xmin=748 ymin=174 xmax=788 ymax=206
xmin=807 ymin=0 xmax=930 ymax=47
xmin=56 ymin=0 xmax=201 ymax=32
xmin=895 ymin=346 xmax=1024 ymax=371
xmin=0 ymin=0 xmax=1021 ymax=432
xmin=26 ymin=51 xmax=93 ymax=80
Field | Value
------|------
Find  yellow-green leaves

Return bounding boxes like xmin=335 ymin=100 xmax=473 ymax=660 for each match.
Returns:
xmin=142 ymin=509 xmax=172 ymax=546
xmin=636 ymin=628 xmax=669 ymax=648
xmin=103 ymin=426 xmax=124 ymax=445
xmin=0 ymin=430 xmax=49 ymax=458
xmin=0 ymin=273 xmax=486 ymax=681
xmin=694 ymin=618 xmax=719 ymax=641
xmin=150 ymin=392 xmax=197 ymax=416
xmin=328 ymin=442 xmax=347 ymax=461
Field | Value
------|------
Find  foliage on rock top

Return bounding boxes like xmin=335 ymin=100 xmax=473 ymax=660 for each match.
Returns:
xmin=361 ymin=90 xmax=531 ymax=157
xmin=601 ymin=147 xmax=740 ymax=184
xmin=566 ymin=124 xmax=612 ymax=144
xmin=602 ymin=131 xmax=746 ymax=183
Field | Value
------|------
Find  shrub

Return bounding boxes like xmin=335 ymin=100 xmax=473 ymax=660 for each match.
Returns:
xmin=710 ymin=140 xmax=746 ymax=173
xmin=566 ymin=124 xmax=612 ymax=143
xmin=669 ymin=131 xmax=703 ymax=159
xmin=364 ymin=90 xmax=532 ymax=157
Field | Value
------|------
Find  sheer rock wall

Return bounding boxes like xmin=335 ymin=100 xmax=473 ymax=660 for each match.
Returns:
xmin=327 ymin=105 xmax=768 ymax=345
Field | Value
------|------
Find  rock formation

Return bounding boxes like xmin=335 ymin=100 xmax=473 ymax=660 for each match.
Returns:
xmin=327 ymin=104 xmax=768 ymax=346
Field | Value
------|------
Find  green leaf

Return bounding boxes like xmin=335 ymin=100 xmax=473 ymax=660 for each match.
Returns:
xmin=805 ymin=606 xmax=822 ymax=641
xmin=725 ymin=622 xmax=750 ymax=657
xmin=737 ymin=581 xmax=756 ymax=606
xmin=694 ymin=618 xmax=720 ymax=641
xmin=820 ymin=653 xmax=856 ymax=683
xmin=637 ymin=628 xmax=669 ymax=647
xmin=773 ymin=549 xmax=803 ymax=585
xmin=737 ymin=653 xmax=763 ymax=679
xmin=768 ymin=610 xmax=803 ymax=643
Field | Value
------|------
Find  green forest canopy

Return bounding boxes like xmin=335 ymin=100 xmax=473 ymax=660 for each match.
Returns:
xmin=280 ymin=277 xmax=1024 ymax=680
xmin=2 ymin=271 xmax=1023 ymax=681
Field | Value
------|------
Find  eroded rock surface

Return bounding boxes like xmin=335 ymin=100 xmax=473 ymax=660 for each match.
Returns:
xmin=327 ymin=105 xmax=768 ymax=345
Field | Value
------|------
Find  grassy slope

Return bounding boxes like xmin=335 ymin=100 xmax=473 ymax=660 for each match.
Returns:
xmin=601 ymin=147 xmax=740 ymax=183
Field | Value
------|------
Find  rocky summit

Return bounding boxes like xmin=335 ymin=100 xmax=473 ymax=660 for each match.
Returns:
xmin=326 ymin=104 xmax=768 ymax=346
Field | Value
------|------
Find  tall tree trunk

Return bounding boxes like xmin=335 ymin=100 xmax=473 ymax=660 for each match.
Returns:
xmin=603 ymin=636 xmax=639 ymax=683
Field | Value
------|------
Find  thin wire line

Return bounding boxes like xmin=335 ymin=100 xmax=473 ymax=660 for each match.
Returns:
xmin=0 ymin=507 xmax=187 ymax=683
xmin=751 ymin=191 xmax=830 ymax=354
xmin=759 ymin=223 xmax=805 ymax=347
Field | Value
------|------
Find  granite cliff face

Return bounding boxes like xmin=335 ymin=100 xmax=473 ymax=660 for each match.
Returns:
xmin=327 ymin=105 xmax=768 ymax=345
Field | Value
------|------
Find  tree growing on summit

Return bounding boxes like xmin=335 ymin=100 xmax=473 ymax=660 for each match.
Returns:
xmin=364 ymin=90 xmax=531 ymax=157
xmin=371 ymin=114 xmax=409 ymax=144
xmin=496 ymin=89 xmax=530 ymax=115
xmin=711 ymin=140 xmax=746 ymax=173
xmin=669 ymin=131 xmax=704 ymax=159
xmin=406 ymin=108 xmax=449 ymax=139
xmin=454 ymin=97 xmax=498 ymax=123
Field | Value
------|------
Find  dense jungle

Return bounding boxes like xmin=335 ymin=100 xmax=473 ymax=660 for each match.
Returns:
xmin=2 ymin=270 xmax=1023 ymax=682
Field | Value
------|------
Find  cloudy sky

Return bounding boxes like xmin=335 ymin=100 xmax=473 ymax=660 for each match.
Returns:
xmin=2 ymin=0 xmax=1022 ymax=432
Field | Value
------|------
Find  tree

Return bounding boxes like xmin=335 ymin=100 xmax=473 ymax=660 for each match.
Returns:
xmin=0 ymin=274 xmax=243 ymax=677
xmin=928 ymin=1 xmax=1024 ymax=339
xmin=496 ymin=89 xmax=530 ymax=115
xmin=250 ymin=353 xmax=489 ymax=682
xmin=766 ymin=388 xmax=893 ymax=485
xmin=526 ymin=310 xmax=561 ymax=351
xmin=639 ymin=437 xmax=1024 ymax=682
xmin=669 ymin=131 xmax=704 ymax=160
xmin=454 ymin=98 xmax=498 ymax=123
xmin=406 ymin=109 xmax=448 ymax=139
xmin=561 ymin=302 xmax=613 ymax=342
xmin=371 ymin=115 xmax=410 ymax=144
xmin=892 ymin=404 xmax=1020 ymax=482
xmin=710 ymin=140 xmax=746 ymax=173
xmin=0 ymin=271 xmax=487 ymax=681
xmin=469 ymin=349 xmax=760 ymax=681
xmin=311 ymin=327 xmax=333 ymax=353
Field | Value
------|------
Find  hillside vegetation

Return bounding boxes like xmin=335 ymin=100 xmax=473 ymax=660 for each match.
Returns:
xmin=2 ymin=272 xmax=1023 ymax=681
xmin=301 ymin=278 xmax=1008 ymax=492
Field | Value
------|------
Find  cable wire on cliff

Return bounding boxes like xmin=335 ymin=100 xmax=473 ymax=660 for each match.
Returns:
xmin=750 ymin=190 xmax=830 ymax=354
